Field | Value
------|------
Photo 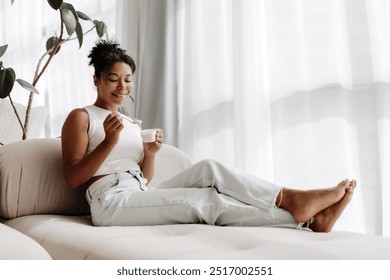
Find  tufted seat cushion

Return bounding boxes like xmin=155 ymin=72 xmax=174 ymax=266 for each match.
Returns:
xmin=6 ymin=214 xmax=390 ymax=260
xmin=0 ymin=222 xmax=51 ymax=259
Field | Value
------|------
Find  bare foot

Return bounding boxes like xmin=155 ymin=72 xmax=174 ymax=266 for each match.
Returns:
xmin=309 ymin=179 xmax=357 ymax=232
xmin=278 ymin=179 xmax=351 ymax=223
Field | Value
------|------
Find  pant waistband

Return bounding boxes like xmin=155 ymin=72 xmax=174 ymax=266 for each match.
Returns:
xmin=86 ymin=170 xmax=147 ymax=204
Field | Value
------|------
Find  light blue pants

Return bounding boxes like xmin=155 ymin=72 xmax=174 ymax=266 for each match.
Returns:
xmin=86 ymin=159 xmax=298 ymax=228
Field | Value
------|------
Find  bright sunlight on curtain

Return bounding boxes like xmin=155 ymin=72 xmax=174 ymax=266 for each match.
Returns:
xmin=118 ymin=0 xmax=390 ymax=237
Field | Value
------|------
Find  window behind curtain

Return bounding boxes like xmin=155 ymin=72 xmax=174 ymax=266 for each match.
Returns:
xmin=0 ymin=0 xmax=117 ymax=138
xmin=115 ymin=0 xmax=390 ymax=237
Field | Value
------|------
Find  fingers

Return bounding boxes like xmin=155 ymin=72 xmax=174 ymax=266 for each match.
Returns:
xmin=143 ymin=129 xmax=164 ymax=155
xmin=155 ymin=129 xmax=164 ymax=143
xmin=103 ymin=112 xmax=124 ymax=145
xmin=104 ymin=112 xmax=124 ymax=131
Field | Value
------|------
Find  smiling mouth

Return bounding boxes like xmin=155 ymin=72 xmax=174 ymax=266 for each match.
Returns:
xmin=112 ymin=92 xmax=129 ymax=98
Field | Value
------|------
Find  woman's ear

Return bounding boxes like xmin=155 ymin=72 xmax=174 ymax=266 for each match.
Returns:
xmin=93 ymin=75 xmax=99 ymax=87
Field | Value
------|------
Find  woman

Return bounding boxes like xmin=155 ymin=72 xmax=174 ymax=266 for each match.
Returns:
xmin=61 ymin=40 xmax=356 ymax=232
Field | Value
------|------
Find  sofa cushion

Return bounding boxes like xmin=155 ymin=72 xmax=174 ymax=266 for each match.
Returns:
xmin=0 ymin=138 xmax=89 ymax=218
xmin=148 ymin=144 xmax=193 ymax=188
xmin=0 ymin=99 xmax=47 ymax=144
xmin=0 ymin=223 xmax=52 ymax=259
xmin=0 ymin=138 xmax=192 ymax=219
xmin=6 ymin=214 xmax=390 ymax=260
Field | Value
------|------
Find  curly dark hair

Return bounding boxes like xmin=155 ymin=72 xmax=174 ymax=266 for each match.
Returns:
xmin=88 ymin=39 xmax=136 ymax=79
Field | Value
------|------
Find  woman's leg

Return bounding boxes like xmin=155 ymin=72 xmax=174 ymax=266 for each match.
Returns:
xmin=157 ymin=159 xmax=282 ymax=211
xmin=157 ymin=159 xmax=356 ymax=230
xmin=88 ymin=161 xmax=355 ymax=231
xmin=87 ymin=169 xmax=298 ymax=227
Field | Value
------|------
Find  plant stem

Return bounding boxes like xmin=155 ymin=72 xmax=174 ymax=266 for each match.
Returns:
xmin=8 ymin=95 xmax=26 ymax=137
xmin=66 ymin=25 xmax=96 ymax=41
xmin=8 ymin=95 xmax=24 ymax=135
xmin=22 ymin=10 xmax=64 ymax=140
xmin=20 ymin=13 xmax=97 ymax=139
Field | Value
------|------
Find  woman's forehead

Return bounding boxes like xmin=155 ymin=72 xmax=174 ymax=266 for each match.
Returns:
xmin=108 ymin=62 xmax=133 ymax=75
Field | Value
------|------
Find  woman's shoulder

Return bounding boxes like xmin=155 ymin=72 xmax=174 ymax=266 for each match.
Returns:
xmin=64 ymin=107 xmax=89 ymax=127
xmin=67 ymin=107 xmax=89 ymax=119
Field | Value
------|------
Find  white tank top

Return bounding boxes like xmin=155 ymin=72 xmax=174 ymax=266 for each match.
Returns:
xmin=84 ymin=105 xmax=144 ymax=176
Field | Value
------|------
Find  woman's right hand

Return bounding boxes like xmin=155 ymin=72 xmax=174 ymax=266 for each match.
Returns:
xmin=103 ymin=112 xmax=124 ymax=145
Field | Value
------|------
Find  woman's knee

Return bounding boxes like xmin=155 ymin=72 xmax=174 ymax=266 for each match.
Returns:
xmin=196 ymin=159 xmax=221 ymax=172
xmin=197 ymin=159 xmax=221 ymax=168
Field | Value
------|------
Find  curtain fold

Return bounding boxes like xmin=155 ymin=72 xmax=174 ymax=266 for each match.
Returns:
xmin=116 ymin=0 xmax=178 ymax=146
xmin=118 ymin=0 xmax=390 ymax=237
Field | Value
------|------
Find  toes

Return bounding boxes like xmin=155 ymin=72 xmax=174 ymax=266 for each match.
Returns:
xmin=343 ymin=189 xmax=355 ymax=204
xmin=347 ymin=179 xmax=357 ymax=192
xmin=338 ymin=179 xmax=348 ymax=186
xmin=339 ymin=179 xmax=350 ymax=190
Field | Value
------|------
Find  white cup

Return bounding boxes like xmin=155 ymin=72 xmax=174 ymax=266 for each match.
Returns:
xmin=141 ymin=129 xmax=158 ymax=143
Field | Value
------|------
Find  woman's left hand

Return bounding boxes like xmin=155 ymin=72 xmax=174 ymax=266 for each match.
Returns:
xmin=143 ymin=129 xmax=163 ymax=155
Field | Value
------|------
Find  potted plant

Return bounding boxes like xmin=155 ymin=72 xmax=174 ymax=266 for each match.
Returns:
xmin=0 ymin=0 xmax=108 ymax=144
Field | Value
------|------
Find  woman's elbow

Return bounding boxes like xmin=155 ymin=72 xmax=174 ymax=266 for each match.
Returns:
xmin=65 ymin=177 xmax=81 ymax=189
xmin=63 ymin=169 xmax=82 ymax=189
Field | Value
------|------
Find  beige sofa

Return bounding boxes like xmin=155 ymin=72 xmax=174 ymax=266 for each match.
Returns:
xmin=1 ymin=138 xmax=390 ymax=260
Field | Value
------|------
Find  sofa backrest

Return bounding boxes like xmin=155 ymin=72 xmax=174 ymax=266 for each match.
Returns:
xmin=0 ymin=138 xmax=192 ymax=219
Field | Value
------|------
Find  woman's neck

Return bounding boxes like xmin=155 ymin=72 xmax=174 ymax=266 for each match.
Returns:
xmin=93 ymin=101 xmax=119 ymax=112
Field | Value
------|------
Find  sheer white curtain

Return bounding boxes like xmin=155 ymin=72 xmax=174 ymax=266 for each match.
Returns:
xmin=116 ymin=0 xmax=179 ymax=146
xmin=0 ymin=0 xmax=117 ymax=138
xmin=118 ymin=0 xmax=390 ymax=237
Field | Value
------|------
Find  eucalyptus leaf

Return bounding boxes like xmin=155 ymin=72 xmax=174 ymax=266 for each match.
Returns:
xmin=75 ymin=21 xmax=83 ymax=48
xmin=47 ymin=0 xmax=63 ymax=10
xmin=46 ymin=36 xmax=61 ymax=55
xmin=0 ymin=45 xmax=8 ymax=58
xmin=77 ymin=11 xmax=91 ymax=21
xmin=16 ymin=79 xmax=39 ymax=94
xmin=93 ymin=20 xmax=107 ymax=38
xmin=61 ymin=8 xmax=77 ymax=35
xmin=0 ymin=68 xmax=16 ymax=99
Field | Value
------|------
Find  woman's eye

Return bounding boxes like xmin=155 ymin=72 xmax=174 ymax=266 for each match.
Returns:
xmin=107 ymin=78 xmax=132 ymax=83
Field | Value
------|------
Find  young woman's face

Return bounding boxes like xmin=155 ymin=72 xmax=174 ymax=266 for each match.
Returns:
xmin=94 ymin=61 xmax=134 ymax=111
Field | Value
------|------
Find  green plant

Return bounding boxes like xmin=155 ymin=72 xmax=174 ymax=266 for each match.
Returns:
xmin=0 ymin=0 xmax=108 ymax=143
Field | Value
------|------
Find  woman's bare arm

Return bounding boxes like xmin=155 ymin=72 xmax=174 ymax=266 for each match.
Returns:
xmin=61 ymin=109 xmax=122 ymax=188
